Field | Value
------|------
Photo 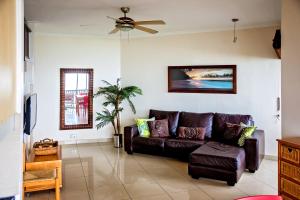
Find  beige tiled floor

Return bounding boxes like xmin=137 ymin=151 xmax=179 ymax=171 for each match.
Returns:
xmin=25 ymin=143 xmax=278 ymax=200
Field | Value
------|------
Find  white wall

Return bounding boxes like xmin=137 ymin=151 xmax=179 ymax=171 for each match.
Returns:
xmin=0 ymin=0 xmax=17 ymax=122
xmin=33 ymin=34 xmax=120 ymax=143
xmin=121 ymin=27 xmax=281 ymax=156
xmin=281 ymin=0 xmax=300 ymax=138
xmin=0 ymin=0 xmax=24 ymax=199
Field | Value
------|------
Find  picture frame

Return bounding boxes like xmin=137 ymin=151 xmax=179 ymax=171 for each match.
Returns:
xmin=60 ymin=68 xmax=94 ymax=130
xmin=168 ymin=65 xmax=237 ymax=94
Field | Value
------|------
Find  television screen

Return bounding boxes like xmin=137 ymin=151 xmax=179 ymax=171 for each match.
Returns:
xmin=24 ymin=93 xmax=37 ymax=135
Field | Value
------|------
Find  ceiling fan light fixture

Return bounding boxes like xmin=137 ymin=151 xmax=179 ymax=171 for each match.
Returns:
xmin=116 ymin=24 xmax=134 ymax=32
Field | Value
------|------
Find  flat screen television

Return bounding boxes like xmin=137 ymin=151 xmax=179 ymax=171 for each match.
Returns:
xmin=24 ymin=93 xmax=37 ymax=135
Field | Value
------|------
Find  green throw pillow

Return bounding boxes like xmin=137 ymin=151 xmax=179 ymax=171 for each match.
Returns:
xmin=238 ymin=126 xmax=257 ymax=147
xmin=136 ymin=118 xmax=155 ymax=138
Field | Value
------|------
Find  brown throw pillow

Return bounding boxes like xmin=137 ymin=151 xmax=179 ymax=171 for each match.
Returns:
xmin=223 ymin=122 xmax=245 ymax=145
xmin=177 ymin=127 xmax=206 ymax=140
xmin=148 ymin=119 xmax=169 ymax=138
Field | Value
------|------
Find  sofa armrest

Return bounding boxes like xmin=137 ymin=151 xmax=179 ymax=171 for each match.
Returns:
xmin=124 ymin=125 xmax=139 ymax=154
xmin=244 ymin=129 xmax=265 ymax=172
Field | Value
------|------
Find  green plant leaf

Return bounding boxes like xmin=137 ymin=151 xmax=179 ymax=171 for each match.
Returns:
xmin=126 ymin=98 xmax=136 ymax=114
xmin=94 ymin=79 xmax=142 ymax=133
xmin=102 ymin=80 xmax=113 ymax=86
xmin=95 ymin=109 xmax=116 ymax=130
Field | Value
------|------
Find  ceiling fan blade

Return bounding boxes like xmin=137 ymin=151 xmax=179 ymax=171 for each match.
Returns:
xmin=134 ymin=20 xmax=166 ymax=25
xmin=107 ymin=16 xmax=124 ymax=23
xmin=134 ymin=25 xmax=158 ymax=34
xmin=80 ymin=24 xmax=99 ymax=27
xmin=109 ymin=28 xmax=119 ymax=34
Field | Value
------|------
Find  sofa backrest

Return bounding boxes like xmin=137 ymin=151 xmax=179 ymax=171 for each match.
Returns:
xmin=148 ymin=109 xmax=253 ymax=140
xmin=212 ymin=113 xmax=253 ymax=140
xmin=178 ymin=112 xmax=214 ymax=139
xmin=149 ymin=109 xmax=180 ymax=137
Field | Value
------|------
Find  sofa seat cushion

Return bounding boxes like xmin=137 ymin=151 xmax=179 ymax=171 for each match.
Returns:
xmin=165 ymin=139 xmax=206 ymax=149
xmin=190 ymin=141 xmax=246 ymax=171
xmin=164 ymin=139 xmax=206 ymax=157
xmin=178 ymin=112 xmax=214 ymax=138
xmin=132 ymin=136 xmax=166 ymax=154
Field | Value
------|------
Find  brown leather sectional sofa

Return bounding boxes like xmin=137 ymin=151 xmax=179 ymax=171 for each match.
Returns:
xmin=124 ymin=109 xmax=265 ymax=186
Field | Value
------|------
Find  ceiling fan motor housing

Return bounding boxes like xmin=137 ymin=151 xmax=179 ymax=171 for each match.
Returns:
xmin=116 ymin=16 xmax=134 ymax=31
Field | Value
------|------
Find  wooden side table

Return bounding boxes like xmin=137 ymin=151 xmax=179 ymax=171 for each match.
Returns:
xmin=26 ymin=145 xmax=62 ymax=187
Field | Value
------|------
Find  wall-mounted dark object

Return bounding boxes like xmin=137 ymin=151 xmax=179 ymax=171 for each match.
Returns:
xmin=0 ymin=197 xmax=15 ymax=200
xmin=273 ymin=29 xmax=281 ymax=59
xmin=24 ymin=22 xmax=32 ymax=60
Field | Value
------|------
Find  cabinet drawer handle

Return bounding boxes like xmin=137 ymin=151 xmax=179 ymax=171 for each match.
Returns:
xmin=288 ymin=148 xmax=293 ymax=153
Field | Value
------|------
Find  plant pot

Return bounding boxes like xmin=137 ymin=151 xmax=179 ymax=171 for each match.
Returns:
xmin=113 ymin=134 xmax=123 ymax=148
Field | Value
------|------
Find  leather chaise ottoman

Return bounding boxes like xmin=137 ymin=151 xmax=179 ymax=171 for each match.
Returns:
xmin=188 ymin=141 xmax=246 ymax=186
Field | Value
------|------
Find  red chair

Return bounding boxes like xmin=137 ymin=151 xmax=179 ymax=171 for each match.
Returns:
xmin=83 ymin=95 xmax=89 ymax=114
xmin=236 ymin=195 xmax=282 ymax=200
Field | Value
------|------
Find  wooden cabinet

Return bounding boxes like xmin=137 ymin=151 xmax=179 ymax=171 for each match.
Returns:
xmin=278 ymin=138 xmax=300 ymax=200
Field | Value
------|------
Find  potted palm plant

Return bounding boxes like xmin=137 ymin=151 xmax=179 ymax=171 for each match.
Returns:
xmin=94 ymin=79 xmax=142 ymax=148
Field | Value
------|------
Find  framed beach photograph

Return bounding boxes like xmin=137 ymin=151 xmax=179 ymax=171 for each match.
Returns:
xmin=168 ymin=65 xmax=237 ymax=94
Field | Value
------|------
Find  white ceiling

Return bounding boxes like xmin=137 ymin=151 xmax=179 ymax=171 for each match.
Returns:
xmin=25 ymin=0 xmax=281 ymax=37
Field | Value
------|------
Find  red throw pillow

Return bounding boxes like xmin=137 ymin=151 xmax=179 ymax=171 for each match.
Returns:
xmin=148 ymin=119 xmax=169 ymax=138
xmin=177 ymin=127 xmax=206 ymax=140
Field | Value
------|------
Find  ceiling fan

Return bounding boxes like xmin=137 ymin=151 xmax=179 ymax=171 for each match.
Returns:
xmin=107 ymin=7 xmax=166 ymax=34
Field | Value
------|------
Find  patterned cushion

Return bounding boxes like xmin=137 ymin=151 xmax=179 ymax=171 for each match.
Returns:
xmin=238 ymin=126 xmax=257 ymax=146
xmin=149 ymin=109 xmax=180 ymax=137
xmin=136 ymin=118 xmax=155 ymax=138
xmin=177 ymin=127 xmax=206 ymax=140
xmin=148 ymin=119 xmax=169 ymax=138
xmin=178 ymin=112 xmax=214 ymax=138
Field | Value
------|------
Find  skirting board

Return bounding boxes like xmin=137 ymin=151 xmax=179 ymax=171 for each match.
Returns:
xmin=264 ymin=155 xmax=278 ymax=161
xmin=59 ymin=138 xmax=113 ymax=145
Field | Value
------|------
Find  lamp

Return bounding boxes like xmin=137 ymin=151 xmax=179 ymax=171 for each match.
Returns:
xmin=232 ymin=18 xmax=239 ymax=43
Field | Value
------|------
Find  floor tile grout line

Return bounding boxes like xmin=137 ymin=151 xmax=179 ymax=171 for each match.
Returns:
xmin=152 ymin=157 xmax=214 ymax=200
xmin=234 ymin=165 xmax=278 ymax=193
xmin=131 ymin=154 xmax=175 ymax=200
xmin=134 ymin=154 xmax=252 ymax=200
xmin=76 ymin=143 xmax=93 ymax=200
xmin=100 ymin=144 xmax=133 ymax=200
xmin=134 ymin=154 xmax=215 ymax=200
xmin=250 ymin=171 xmax=278 ymax=190
xmin=61 ymin=143 xmax=278 ymax=200
xmin=163 ymin=159 xmax=215 ymax=199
